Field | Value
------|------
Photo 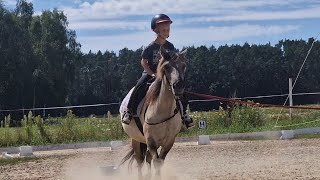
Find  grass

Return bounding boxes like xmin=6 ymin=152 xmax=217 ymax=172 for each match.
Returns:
xmin=1 ymin=105 xmax=320 ymax=148
xmin=295 ymin=133 xmax=320 ymax=139
xmin=179 ymin=105 xmax=320 ymax=137
xmin=0 ymin=110 xmax=127 ymax=148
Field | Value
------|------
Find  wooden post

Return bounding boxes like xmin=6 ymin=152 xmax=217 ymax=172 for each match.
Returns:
xmin=289 ymin=78 xmax=293 ymax=119
xmin=43 ymin=104 xmax=46 ymax=118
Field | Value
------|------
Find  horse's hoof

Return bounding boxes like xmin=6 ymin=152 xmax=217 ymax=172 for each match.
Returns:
xmin=143 ymin=175 xmax=152 ymax=180
xmin=154 ymin=175 xmax=162 ymax=180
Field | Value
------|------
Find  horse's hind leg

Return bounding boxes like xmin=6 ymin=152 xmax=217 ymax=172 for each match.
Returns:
xmin=132 ymin=140 xmax=147 ymax=180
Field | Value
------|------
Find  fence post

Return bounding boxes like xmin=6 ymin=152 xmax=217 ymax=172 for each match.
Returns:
xmin=289 ymin=78 xmax=293 ymax=120
xmin=0 ymin=106 xmax=2 ymax=128
xmin=43 ymin=104 xmax=46 ymax=118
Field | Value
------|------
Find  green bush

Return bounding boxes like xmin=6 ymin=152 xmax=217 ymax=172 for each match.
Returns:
xmin=3 ymin=115 xmax=12 ymax=146
xmin=231 ymin=104 xmax=265 ymax=131
xmin=56 ymin=110 xmax=78 ymax=143
xmin=180 ymin=103 xmax=266 ymax=136
xmin=35 ymin=115 xmax=51 ymax=143
xmin=23 ymin=111 xmax=34 ymax=144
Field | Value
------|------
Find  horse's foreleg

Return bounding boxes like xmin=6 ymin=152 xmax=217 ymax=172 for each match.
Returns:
xmin=153 ymin=158 xmax=164 ymax=179
xmin=159 ymin=141 xmax=174 ymax=160
xmin=152 ymin=141 xmax=174 ymax=179
xmin=145 ymin=150 xmax=152 ymax=180
xmin=146 ymin=137 xmax=162 ymax=177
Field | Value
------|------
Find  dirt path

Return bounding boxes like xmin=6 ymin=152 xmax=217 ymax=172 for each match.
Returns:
xmin=1 ymin=139 xmax=320 ymax=180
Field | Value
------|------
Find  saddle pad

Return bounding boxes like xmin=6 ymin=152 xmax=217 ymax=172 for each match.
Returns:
xmin=119 ymin=82 xmax=159 ymax=118
xmin=119 ymin=87 xmax=134 ymax=114
xmin=119 ymin=87 xmax=146 ymax=117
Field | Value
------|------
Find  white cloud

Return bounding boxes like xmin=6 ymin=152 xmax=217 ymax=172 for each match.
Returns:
xmin=69 ymin=20 xmax=148 ymax=30
xmin=73 ymin=0 xmax=83 ymax=4
xmin=189 ymin=6 xmax=320 ymax=22
xmin=61 ymin=0 xmax=320 ymax=32
xmin=62 ymin=0 xmax=319 ymax=22
xmin=77 ymin=30 xmax=153 ymax=53
xmin=178 ymin=24 xmax=298 ymax=41
xmin=4 ymin=0 xmax=34 ymax=5
xmin=78 ymin=24 xmax=300 ymax=53
xmin=4 ymin=0 xmax=17 ymax=6
xmin=1 ymin=0 xmax=309 ymax=53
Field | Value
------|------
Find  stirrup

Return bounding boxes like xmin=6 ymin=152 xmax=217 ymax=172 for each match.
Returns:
xmin=121 ymin=111 xmax=132 ymax=125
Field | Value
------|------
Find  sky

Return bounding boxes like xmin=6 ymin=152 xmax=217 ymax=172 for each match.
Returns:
xmin=3 ymin=0 xmax=320 ymax=53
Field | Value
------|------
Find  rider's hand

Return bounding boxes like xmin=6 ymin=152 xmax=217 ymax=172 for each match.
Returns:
xmin=148 ymin=74 xmax=156 ymax=83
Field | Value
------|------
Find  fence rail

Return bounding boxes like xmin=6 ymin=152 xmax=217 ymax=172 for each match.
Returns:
xmin=1 ymin=92 xmax=320 ymax=113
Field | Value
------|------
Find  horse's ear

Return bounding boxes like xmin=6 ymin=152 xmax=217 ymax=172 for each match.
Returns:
xmin=160 ymin=46 xmax=167 ymax=57
xmin=160 ymin=46 xmax=170 ymax=60
xmin=180 ymin=48 xmax=188 ymax=59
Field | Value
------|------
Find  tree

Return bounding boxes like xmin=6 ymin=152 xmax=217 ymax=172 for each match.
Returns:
xmin=30 ymin=9 xmax=79 ymax=108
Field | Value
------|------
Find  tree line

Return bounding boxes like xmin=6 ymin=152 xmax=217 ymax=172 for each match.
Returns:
xmin=1 ymin=1 xmax=320 ymax=120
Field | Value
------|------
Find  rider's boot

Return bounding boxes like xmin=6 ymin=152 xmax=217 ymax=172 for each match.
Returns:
xmin=121 ymin=110 xmax=133 ymax=125
xmin=183 ymin=113 xmax=195 ymax=129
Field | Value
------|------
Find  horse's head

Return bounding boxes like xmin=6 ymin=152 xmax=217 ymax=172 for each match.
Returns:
xmin=157 ymin=46 xmax=188 ymax=97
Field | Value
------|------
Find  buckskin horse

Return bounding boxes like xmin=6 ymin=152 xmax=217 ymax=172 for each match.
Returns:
xmin=120 ymin=46 xmax=188 ymax=179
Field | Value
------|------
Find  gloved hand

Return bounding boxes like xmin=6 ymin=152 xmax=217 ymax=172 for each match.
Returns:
xmin=147 ymin=74 xmax=156 ymax=83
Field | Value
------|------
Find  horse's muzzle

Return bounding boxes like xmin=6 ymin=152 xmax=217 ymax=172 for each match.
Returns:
xmin=173 ymin=88 xmax=185 ymax=97
xmin=172 ymin=80 xmax=185 ymax=96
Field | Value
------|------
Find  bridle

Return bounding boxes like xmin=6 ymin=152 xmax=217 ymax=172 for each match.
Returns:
xmin=145 ymin=55 xmax=183 ymax=125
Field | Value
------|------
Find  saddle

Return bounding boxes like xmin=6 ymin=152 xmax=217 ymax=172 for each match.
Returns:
xmin=119 ymin=82 xmax=184 ymax=134
xmin=119 ymin=87 xmax=149 ymax=118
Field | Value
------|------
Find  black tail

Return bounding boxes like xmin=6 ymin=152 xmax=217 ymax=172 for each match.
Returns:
xmin=119 ymin=148 xmax=134 ymax=167
xmin=118 ymin=141 xmax=147 ymax=172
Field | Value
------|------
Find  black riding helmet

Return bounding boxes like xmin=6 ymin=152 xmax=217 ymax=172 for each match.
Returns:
xmin=151 ymin=14 xmax=173 ymax=32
